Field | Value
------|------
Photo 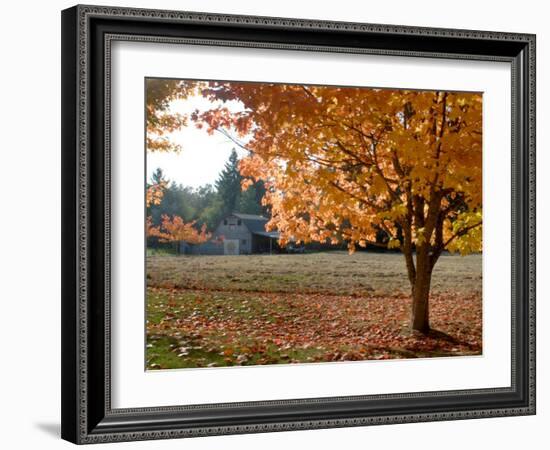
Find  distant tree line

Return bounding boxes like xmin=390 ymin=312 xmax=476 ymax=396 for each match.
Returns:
xmin=147 ymin=149 xmax=268 ymax=233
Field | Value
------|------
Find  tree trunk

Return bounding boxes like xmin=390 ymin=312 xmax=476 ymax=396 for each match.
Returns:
xmin=410 ymin=252 xmax=433 ymax=333
xmin=411 ymin=272 xmax=431 ymax=333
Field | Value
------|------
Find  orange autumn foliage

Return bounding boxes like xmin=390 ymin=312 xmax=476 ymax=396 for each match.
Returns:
xmin=146 ymin=79 xmax=197 ymax=152
xmin=199 ymin=83 xmax=481 ymax=253
xmin=148 ymin=214 xmax=211 ymax=245
xmin=146 ymin=180 xmax=168 ymax=208
xmin=194 ymin=82 xmax=482 ymax=332
xmin=147 ymin=80 xmax=483 ymax=332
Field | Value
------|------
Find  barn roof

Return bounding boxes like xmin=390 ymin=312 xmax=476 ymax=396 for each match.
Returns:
xmin=229 ymin=212 xmax=278 ymax=236
xmin=254 ymin=231 xmax=280 ymax=239
xmin=232 ymin=212 xmax=268 ymax=221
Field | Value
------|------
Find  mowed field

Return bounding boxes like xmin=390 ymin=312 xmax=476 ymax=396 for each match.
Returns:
xmin=146 ymin=251 xmax=482 ymax=370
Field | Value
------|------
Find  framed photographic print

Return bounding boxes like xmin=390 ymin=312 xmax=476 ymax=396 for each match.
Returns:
xmin=61 ymin=4 xmax=536 ymax=444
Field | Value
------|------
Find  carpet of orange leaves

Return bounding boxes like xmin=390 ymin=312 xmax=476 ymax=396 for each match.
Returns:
xmin=146 ymin=286 xmax=481 ymax=369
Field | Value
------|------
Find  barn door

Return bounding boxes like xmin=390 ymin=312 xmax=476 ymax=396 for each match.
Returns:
xmin=223 ymin=239 xmax=239 ymax=255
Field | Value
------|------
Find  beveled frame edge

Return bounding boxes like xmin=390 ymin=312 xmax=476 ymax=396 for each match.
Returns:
xmin=61 ymin=4 xmax=536 ymax=444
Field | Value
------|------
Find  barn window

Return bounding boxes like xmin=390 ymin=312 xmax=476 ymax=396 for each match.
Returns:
xmin=242 ymin=239 xmax=247 ymax=246
xmin=237 ymin=220 xmax=242 ymax=226
xmin=223 ymin=219 xmax=227 ymax=225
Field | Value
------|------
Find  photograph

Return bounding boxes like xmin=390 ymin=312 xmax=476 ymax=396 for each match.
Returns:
xmin=145 ymin=78 xmax=483 ymax=370
xmin=56 ymin=3 xmax=536 ymax=445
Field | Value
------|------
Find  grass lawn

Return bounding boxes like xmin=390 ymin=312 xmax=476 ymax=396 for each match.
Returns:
xmin=146 ymin=251 xmax=482 ymax=370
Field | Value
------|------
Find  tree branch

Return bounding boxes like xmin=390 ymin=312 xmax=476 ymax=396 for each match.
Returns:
xmin=442 ymin=221 xmax=482 ymax=249
xmin=214 ymin=127 xmax=252 ymax=153
xmin=329 ymin=180 xmax=383 ymax=212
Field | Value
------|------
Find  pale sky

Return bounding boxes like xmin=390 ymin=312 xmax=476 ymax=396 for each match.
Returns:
xmin=146 ymin=92 xmax=248 ymax=188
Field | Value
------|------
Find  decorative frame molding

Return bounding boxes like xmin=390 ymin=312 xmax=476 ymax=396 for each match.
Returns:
xmin=61 ymin=4 xmax=536 ymax=444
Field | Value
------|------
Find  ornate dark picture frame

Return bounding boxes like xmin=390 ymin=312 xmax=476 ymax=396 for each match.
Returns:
xmin=61 ymin=4 xmax=536 ymax=444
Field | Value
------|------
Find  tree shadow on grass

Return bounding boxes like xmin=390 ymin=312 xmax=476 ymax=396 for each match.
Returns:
xmin=425 ymin=328 xmax=479 ymax=350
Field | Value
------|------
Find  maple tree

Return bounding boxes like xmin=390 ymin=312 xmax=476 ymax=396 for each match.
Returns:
xmin=146 ymin=80 xmax=482 ymax=333
xmin=146 ymin=179 xmax=168 ymax=208
xmin=146 ymin=177 xmax=211 ymax=251
xmin=148 ymin=214 xmax=211 ymax=246
xmin=146 ymin=79 xmax=194 ymax=152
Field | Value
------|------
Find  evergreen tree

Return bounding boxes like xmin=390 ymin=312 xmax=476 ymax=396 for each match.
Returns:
xmin=148 ymin=169 xmax=196 ymax=225
xmin=150 ymin=167 xmax=166 ymax=186
xmin=237 ymin=184 xmax=262 ymax=215
xmin=147 ymin=152 xmax=269 ymax=238
xmin=215 ymin=149 xmax=242 ymax=216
